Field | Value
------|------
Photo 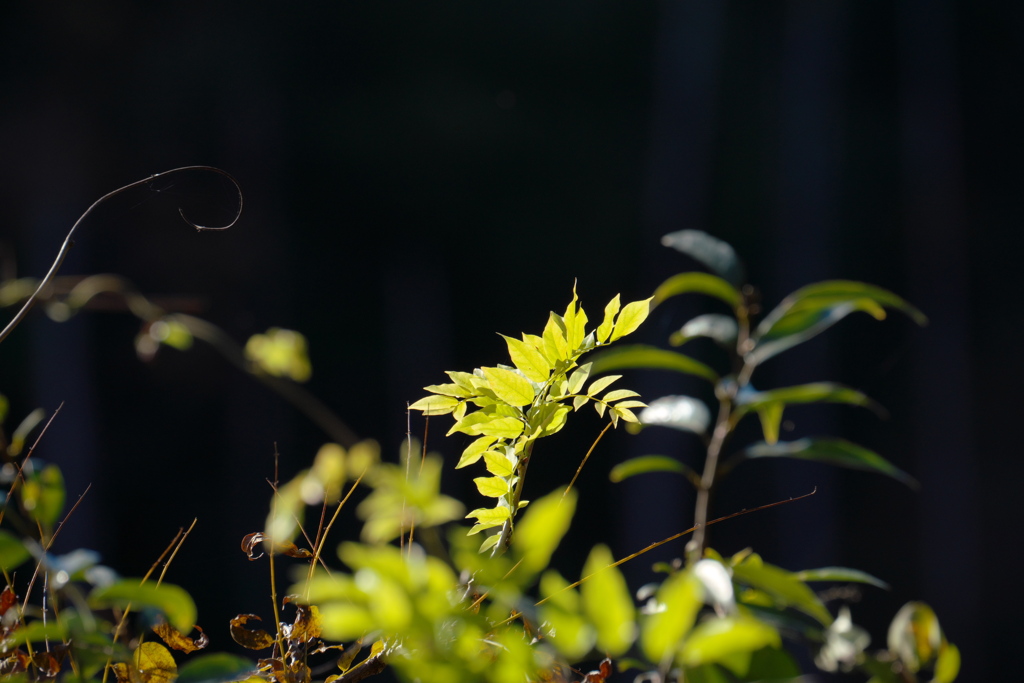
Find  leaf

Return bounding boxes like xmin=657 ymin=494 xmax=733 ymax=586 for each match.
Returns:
xmin=229 ymin=614 xmax=275 ymax=651
xmin=743 ymin=438 xmax=918 ymax=488
xmin=456 ymin=436 xmax=498 ymax=469
xmin=244 ymin=328 xmax=312 ymax=382
xmin=408 ymin=394 xmax=460 ymax=416
xmin=422 ymin=383 xmax=474 ymax=398
xmin=0 ymin=530 xmax=30 ymax=572
xmin=652 ymin=273 xmax=743 ymax=310
xmin=512 ymin=489 xmax=577 ymax=577
xmin=750 ymin=281 xmax=927 ymax=366
xmin=474 ymin=476 xmax=511 ymax=498
xmin=177 ymin=653 xmax=257 ymax=683
xmin=795 ymin=567 xmax=890 ymax=590
xmin=91 ymin=579 xmax=197 ymax=633
xmin=589 ymin=345 xmax=718 ymax=383
xmin=754 ymin=402 xmax=784 ymax=445
xmin=736 ymin=382 xmax=880 ymax=415
xmin=661 ymin=230 xmax=744 ymax=286
xmin=153 ymin=621 xmax=209 ymax=654
xmin=586 ymin=374 xmax=621 ymax=396
xmin=448 ymin=412 xmax=524 ymax=439
xmin=543 ymin=312 xmax=569 ymax=361
xmin=527 ymin=403 xmax=571 ymax=438
xmin=566 ymin=363 xmax=592 ymax=395
xmin=482 ymin=367 xmax=535 ymax=407
xmin=602 ymin=389 xmax=640 ymax=402
xmin=609 ymin=297 xmax=654 ymax=342
xmin=502 ymin=335 xmax=552 ymax=382
xmin=596 ymin=295 xmax=621 ymax=344
xmin=23 ymin=464 xmax=65 ymax=529
xmin=640 ymin=568 xmax=703 ymax=663
xmin=539 ymin=571 xmax=596 ymax=660
xmin=121 ymin=642 xmax=178 ymax=683
xmin=730 ymin=555 xmax=833 ymax=625
xmin=483 ymin=450 xmax=516 ymax=478
xmin=678 ymin=615 xmax=781 ymax=670
xmin=581 ymin=545 xmax=636 ymax=656
xmin=609 ymin=455 xmax=694 ymax=483
xmin=241 ymin=532 xmax=314 ymax=561
xmin=466 ymin=506 xmax=511 ymax=533
xmin=670 ymin=313 xmax=739 ymax=347
xmin=638 ymin=395 xmax=712 ymax=435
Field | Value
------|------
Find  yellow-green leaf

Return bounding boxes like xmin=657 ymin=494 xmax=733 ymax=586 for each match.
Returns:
xmin=678 ymin=615 xmax=781 ymax=670
xmin=482 ymin=367 xmax=535 ymax=407
xmin=581 ymin=544 xmax=636 ymax=656
xmin=566 ymin=363 xmax=592 ymax=395
xmin=483 ymin=450 xmax=516 ymax=477
xmin=587 ymin=375 xmax=621 ymax=396
xmin=502 ymin=335 xmax=552 ymax=382
xmin=641 ymin=569 xmax=703 ymax=662
xmin=409 ymin=395 xmax=460 ymax=416
xmin=596 ymin=294 xmax=622 ymax=344
xmin=609 ymin=297 xmax=654 ymax=342
xmin=474 ymin=476 xmax=511 ymax=498
xmin=457 ymin=436 xmax=498 ymax=469
xmin=755 ymin=402 xmax=784 ymax=445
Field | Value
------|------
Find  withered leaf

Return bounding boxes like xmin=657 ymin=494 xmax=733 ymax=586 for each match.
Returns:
xmin=153 ymin=620 xmax=209 ymax=654
xmin=285 ymin=605 xmax=322 ymax=644
xmin=241 ymin=532 xmax=313 ymax=561
xmin=257 ymin=657 xmax=286 ymax=683
xmin=0 ymin=649 xmax=29 ymax=676
xmin=0 ymin=586 xmax=16 ymax=614
xmin=230 ymin=614 xmax=276 ymax=651
xmin=31 ymin=650 xmax=63 ymax=677
xmin=335 ymin=639 xmax=363 ymax=674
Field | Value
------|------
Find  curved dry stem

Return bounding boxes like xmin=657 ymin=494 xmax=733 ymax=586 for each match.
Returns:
xmin=0 ymin=166 xmax=242 ymax=344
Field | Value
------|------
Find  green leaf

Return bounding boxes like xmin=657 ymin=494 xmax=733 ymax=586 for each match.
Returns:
xmin=678 ymin=615 xmax=781 ymax=670
xmin=602 ymin=388 xmax=640 ymax=402
xmin=589 ymin=345 xmax=719 ymax=383
xmin=750 ymin=281 xmax=926 ymax=366
xmin=638 ymin=395 xmax=711 ymax=435
xmin=596 ymin=295 xmax=621 ymax=344
xmin=652 ymin=273 xmax=743 ymax=311
xmin=512 ymin=488 xmax=577 ymax=577
xmin=563 ymin=290 xmax=589 ymax=350
xmin=609 ymin=455 xmax=693 ymax=483
xmin=527 ymin=403 xmax=571 ymax=438
xmin=177 ymin=653 xmax=257 ymax=683
xmin=448 ymin=412 xmax=524 ymax=439
xmin=466 ymin=506 xmax=511 ymax=532
xmin=482 ymin=367 xmax=535 ymax=407
xmin=23 ymin=464 xmax=65 ymax=528
xmin=586 ymin=374 xmax=621 ymax=396
xmin=539 ymin=571 xmax=596 ymax=660
xmin=90 ymin=579 xmax=197 ymax=632
xmin=457 ymin=436 xmax=498 ymax=469
xmin=730 ymin=555 xmax=832 ymax=625
xmin=670 ymin=313 xmax=739 ymax=347
xmin=566 ymin=363 xmax=592 ymax=395
xmin=609 ymin=297 xmax=654 ymax=342
xmin=641 ymin=568 xmax=703 ymax=663
xmin=502 ymin=335 xmax=552 ymax=383
xmin=795 ymin=566 xmax=890 ymax=590
xmin=581 ymin=544 xmax=636 ymax=656
xmin=736 ymin=382 xmax=879 ymax=415
xmin=543 ymin=313 xmax=569 ymax=361
xmin=483 ymin=450 xmax=517 ymax=477
xmin=0 ymin=530 xmax=30 ymax=572
xmin=422 ymin=383 xmax=474 ymax=398
xmin=661 ymin=230 xmax=744 ymax=286
xmin=446 ymin=371 xmax=479 ymax=391
xmin=754 ymin=402 xmax=784 ymax=445
xmin=474 ymin=476 xmax=511 ymax=498
xmin=743 ymin=438 xmax=918 ymax=488
xmin=409 ymin=394 xmax=460 ymax=416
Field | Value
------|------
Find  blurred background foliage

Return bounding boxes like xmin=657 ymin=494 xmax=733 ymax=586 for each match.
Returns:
xmin=0 ymin=2 xmax=1017 ymax=679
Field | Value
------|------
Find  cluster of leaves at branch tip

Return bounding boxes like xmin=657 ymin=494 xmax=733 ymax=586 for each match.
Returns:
xmin=409 ymin=288 xmax=652 ymax=553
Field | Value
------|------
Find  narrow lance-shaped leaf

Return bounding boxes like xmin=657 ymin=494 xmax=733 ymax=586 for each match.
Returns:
xmin=408 ymin=394 xmax=460 ymax=416
xmin=589 ymin=344 xmax=719 ymax=383
xmin=735 ymin=382 xmax=881 ymax=416
xmin=91 ymin=580 xmax=198 ymax=633
xmin=795 ymin=567 xmax=890 ymax=590
xmin=609 ymin=296 xmax=654 ymax=342
xmin=596 ymin=294 xmax=621 ymax=344
xmin=652 ymin=272 xmax=743 ymax=310
xmin=730 ymin=554 xmax=833 ymax=626
xmin=581 ymin=544 xmax=636 ymax=656
xmin=742 ymin=438 xmax=919 ymax=488
xmin=609 ymin=455 xmax=695 ymax=484
xmin=661 ymin=230 xmax=745 ymax=286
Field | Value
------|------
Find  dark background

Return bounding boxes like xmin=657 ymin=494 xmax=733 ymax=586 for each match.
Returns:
xmin=0 ymin=1 xmax=1018 ymax=680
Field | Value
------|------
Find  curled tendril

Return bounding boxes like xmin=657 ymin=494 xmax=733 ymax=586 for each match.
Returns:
xmin=0 ymin=165 xmax=243 ymax=344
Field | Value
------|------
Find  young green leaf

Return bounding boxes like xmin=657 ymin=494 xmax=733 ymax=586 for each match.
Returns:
xmin=423 ymin=383 xmax=474 ymax=398
xmin=448 ymin=412 xmax=524 ymax=439
xmin=755 ymin=402 xmax=784 ymax=445
xmin=543 ymin=312 xmax=569 ymax=361
xmin=609 ymin=455 xmax=694 ymax=483
xmin=581 ymin=544 xmax=636 ymax=656
xmin=736 ymin=382 xmax=880 ymax=416
xmin=730 ymin=555 xmax=833 ymax=625
xmin=602 ymin=388 xmax=641 ymax=403
xmin=474 ymin=476 xmax=511 ymax=498
xmin=512 ymin=488 xmax=577 ymax=577
xmin=677 ymin=615 xmax=781 ymax=670
xmin=566 ymin=362 xmax=592 ymax=395
xmin=466 ymin=506 xmax=512 ymax=532
xmin=483 ymin=450 xmax=517 ymax=477
xmin=589 ymin=345 xmax=719 ymax=383
xmin=587 ymin=374 xmax=621 ymax=396
xmin=596 ymin=294 xmax=621 ymax=344
xmin=609 ymin=297 xmax=654 ymax=342
xmin=502 ymin=335 xmax=552 ymax=382
xmin=742 ymin=438 xmax=919 ymax=488
xmin=457 ymin=436 xmax=498 ymax=469
xmin=482 ymin=367 xmax=535 ymax=407
xmin=409 ymin=394 xmax=460 ymax=416
xmin=641 ymin=568 xmax=703 ymax=663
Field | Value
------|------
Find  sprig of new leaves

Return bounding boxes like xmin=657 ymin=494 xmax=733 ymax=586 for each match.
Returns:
xmin=410 ymin=289 xmax=651 ymax=553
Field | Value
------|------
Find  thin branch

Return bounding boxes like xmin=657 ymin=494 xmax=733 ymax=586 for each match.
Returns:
xmin=0 ymin=166 xmax=242 ymax=344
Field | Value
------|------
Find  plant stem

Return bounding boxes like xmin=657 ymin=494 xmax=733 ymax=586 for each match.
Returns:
xmin=688 ymin=397 xmax=732 ymax=563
